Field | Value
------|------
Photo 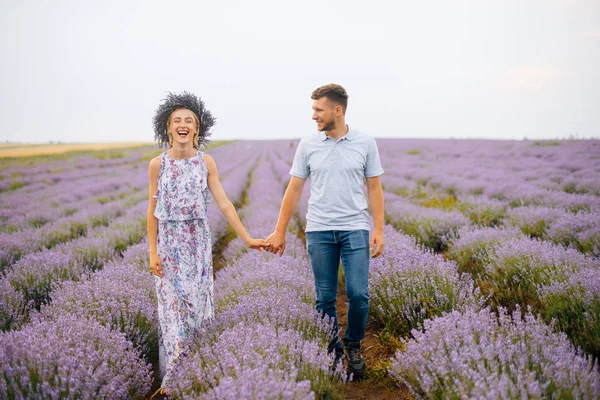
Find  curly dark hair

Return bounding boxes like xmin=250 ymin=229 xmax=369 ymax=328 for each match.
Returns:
xmin=152 ymin=91 xmax=216 ymax=149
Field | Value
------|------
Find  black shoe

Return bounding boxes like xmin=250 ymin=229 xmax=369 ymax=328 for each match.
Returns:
xmin=345 ymin=341 xmax=366 ymax=379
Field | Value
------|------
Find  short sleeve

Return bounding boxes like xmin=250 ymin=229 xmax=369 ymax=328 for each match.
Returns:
xmin=365 ymin=138 xmax=384 ymax=177
xmin=289 ymin=139 xmax=309 ymax=178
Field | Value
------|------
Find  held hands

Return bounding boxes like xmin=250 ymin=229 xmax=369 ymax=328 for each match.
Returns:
xmin=245 ymin=238 xmax=270 ymax=252
xmin=265 ymin=230 xmax=286 ymax=256
xmin=370 ymin=231 xmax=385 ymax=258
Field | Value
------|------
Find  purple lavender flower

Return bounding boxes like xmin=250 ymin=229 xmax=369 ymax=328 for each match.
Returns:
xmin=446 ymin=225 xmax=526 ymax=276
xmin=0 ymin=315 xmax=152 ymax=399
xmin=5 ymin=249 xmax=86 ymax=309
xmin=385 ymin=193 xmax=470 ymax=252
xmin=204 ymin=368 xmax=315 ymax=400
xmin=209 ymin=285 xmax=334 ymax=348
xmin=215 ymin=252 xmax=315 ymax=308
xmin=0 ymin=277 xmax=31 ymax=331
xmin=389 ymin=307 xmax=600 ymax=399
xmin=505 ymin=206 xmax=565 ymax=238
xmin=546 ymin=210 xmax=600 ymax=256
xmin=483 ymin=237 xmax=600 ymax=311
xmin=370 ymin=225 xmax=483 ymax=335
xmin=168 ymin=323 xmax=340 ymax=399
xmin=34 ymin=263 xmax=159 ymax=359
xmin=538 ymin=268 xmax=600 ymax=358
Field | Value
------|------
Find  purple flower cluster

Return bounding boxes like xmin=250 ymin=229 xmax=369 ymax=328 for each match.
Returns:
xmin=505 ymin=205 xmax=567 ymax=238
xmin=119 ymin=238 xmax=150 ymax=271
xmin=204 ymin=368 xmax=315 ymax=400
xmin=389 ymin=307 xmax=600 ymax=399
xmin=0 ymin=192 xmax=147 ymax=270
xmin=216 ymin=252 xmax=315 ymax=308
xmin=34 ymin=263 xmax=158 ymax=359
xmin=483 ymin=237 xmax=600 ymax=310
xmin=370 ymin=225 xmax=483 ymax=335
xmin=4 ymin=202 xmax=149 ymax=308
xmin=0 ymin=315 xmax=152 ymax=399
xmin=168 ymin=323 xmax=334 ymax=399
xmin=385 ymin=191 xmax=471 ymax=251
xmin=538 ymin=268 xmax=600 ymax=358
xmin=0 ymin=277 xmax=30 ymax=332
xmin=455 ymin=195 xmax=507 ymax=226
xmin=207 ymin=144 xmax=261 ymax=245
xmin=221 ymin=150 xmax=306 ymax=260
xmin=446 ymin=225 xmax=526 ymax=275
xmin=545 ymin=210 xmax=600 ymax=256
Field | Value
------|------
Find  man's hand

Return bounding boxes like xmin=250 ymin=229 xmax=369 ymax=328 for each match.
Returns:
xmin=370 ymin=231 xmax=384 ymax=258
xmin=266 ymin=230 xmax=286 ymax=257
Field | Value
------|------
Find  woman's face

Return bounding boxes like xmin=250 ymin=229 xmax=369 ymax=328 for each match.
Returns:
xmin=168 ymin=108 xmax=199 ymax=146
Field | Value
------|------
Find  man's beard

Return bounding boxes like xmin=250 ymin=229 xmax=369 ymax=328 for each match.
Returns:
xmin=319 ymin=118 xmax=336 ymax=132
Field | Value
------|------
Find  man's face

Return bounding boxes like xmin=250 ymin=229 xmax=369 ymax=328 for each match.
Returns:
xmin=312 ymin=97 xmax=336 ymax=132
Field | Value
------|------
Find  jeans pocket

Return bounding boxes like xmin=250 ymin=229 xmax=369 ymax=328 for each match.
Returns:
xmin=348 ymin=230 xmax=369 ymax=250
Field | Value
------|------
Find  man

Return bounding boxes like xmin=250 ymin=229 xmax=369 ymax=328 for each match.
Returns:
xmin=266 ymin=84 xmax=385 ymax=378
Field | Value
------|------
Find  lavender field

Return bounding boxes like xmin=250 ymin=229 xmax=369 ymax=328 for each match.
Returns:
xmin=1 ymin=139 xmax=599 ymax=399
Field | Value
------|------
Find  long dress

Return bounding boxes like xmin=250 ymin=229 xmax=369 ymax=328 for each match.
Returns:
xmin=152 ymin=151 xmax=214 ymax=383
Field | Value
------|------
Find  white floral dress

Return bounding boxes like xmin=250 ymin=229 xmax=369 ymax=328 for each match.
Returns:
xmin=152 ymin=151 xmax=214 ymax=383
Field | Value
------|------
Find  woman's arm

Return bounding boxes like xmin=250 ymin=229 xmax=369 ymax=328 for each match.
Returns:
xmin=204 ymin=153 xmax=267 ymax=250
xmin=147 ymin=156 xmax=163 ymax=276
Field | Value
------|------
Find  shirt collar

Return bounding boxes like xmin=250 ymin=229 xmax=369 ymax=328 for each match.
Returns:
xmin=322 ymin=126 xmax=354 ymax=141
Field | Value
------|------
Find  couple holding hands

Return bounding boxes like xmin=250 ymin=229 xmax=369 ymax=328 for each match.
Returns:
xmin=147 ymin=84 xmax=385 ymax=390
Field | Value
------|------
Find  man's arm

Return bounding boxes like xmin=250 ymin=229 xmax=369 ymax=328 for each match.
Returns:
xmin=266 ymin=176 xmax=307 ymax=256
xmin=367 ymin=176 xmax=385 ymax=258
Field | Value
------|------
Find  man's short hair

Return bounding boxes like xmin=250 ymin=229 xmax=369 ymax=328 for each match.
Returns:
xmin=311 ymin=84 xmax=348 ymax=114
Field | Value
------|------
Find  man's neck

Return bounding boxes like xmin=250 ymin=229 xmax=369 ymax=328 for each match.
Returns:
xmin=325 ymin=123 xmax=349 ymax=141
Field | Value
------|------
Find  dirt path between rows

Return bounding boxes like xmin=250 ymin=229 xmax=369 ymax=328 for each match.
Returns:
xmin=334 ymin=280 xmax=413 ymax=400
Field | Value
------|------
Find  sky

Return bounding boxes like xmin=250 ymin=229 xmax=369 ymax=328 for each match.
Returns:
xmin=1 ymin=0 xmax=599 ymax=143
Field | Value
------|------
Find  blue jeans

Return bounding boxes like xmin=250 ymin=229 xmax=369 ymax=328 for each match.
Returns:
xmin=306 ymin=230 xmax=370 ymax=350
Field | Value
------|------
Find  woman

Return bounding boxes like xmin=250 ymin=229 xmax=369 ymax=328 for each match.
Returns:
xmin=147 ymin=92 xmax=267 ymax=392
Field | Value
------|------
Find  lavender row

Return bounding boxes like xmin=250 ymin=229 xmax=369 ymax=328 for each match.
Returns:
xmin=384 ymin=191 xmax=470 ymax=252
xmin=206 ymin=142 xmax=263 ymax=246
xmin=369 ymin=225 xmax=483 ymax=336
xmin=0 ymin=315 xmax=152 ymax=399
xmin=382 ymin=176 xmax=600 ymax=258
xmin=505 ymin=206 xmax=600 ymax=257
xmin=0 ymin=150 xmax=151 ymax=208
xmin=389 ymin=307 xmax=599 ymax=398
xmin=0 ymin=162 xmax=148 ymax=232
xmin=0 ymin=145 xmax=156 ymax=192
xmin=0 ymin=191 xmax=148 ymax=270
xmin=378 ymin=139 xmax=600 ymax=201
xmin=447 ymin=226 xmax=600 ymax=358
xmin=377 ymin=140 xmax=600 ymax=255
xmin=0 ymin=142 xmax=236 ymax=223
xmin=0 ymin=223 xmax=156 ymax=397
xmin=1 ymin=200 xmax=148 ymax=316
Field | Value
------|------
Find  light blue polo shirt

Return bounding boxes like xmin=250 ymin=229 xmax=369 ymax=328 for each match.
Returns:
xmin=290 ymin=127 xmax=384 ymax=232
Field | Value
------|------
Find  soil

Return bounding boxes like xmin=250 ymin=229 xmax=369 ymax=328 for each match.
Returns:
xmin=333 ymin=281 xmax=413 ymax=400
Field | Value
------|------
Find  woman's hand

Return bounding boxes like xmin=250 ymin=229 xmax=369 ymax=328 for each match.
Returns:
xmin=150 ymin=252 xmax=163 ymax=277
xmin=245 ymin=238 xmax=270 ymax=252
